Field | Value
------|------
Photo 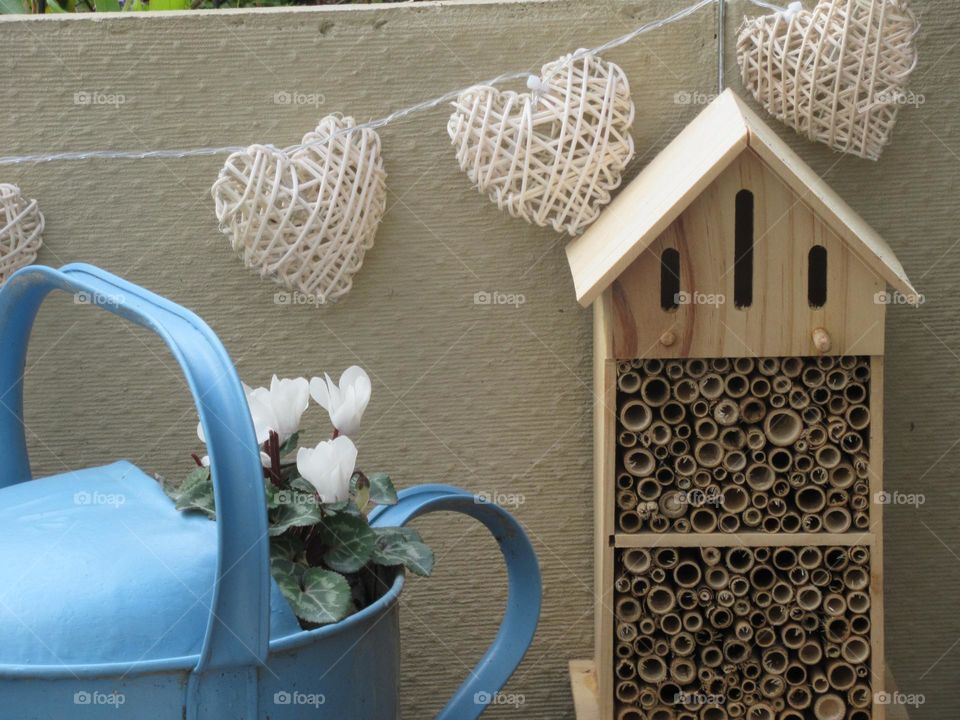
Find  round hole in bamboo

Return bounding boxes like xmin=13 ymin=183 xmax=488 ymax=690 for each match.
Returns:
xmin=650 ymin=421 xmax=672 ymax=445
xmin=826 ymin=662 xmax=856 ymax=691
xmin=844 ymin=383 xmax=866 ymax=404
xmin=725 ymin=373 xmax=749 ymax=398
xmin=640 ymin=377 xmax=670 ymax=407
xmin=822 ymin=507 xmax=852 ymax=533
xmin=618 ymin=511 xmax=642 ymax=532
xmin=624 ymin=448 xmax=656 ymax=477
xmin=814 ymin=445 xmax=841 ymax=469
xmin=662 ymin=401 xmax=686 ymax=425
xmin=739 ymin=397 xmax=766 ymax=424
xmin=813 ymin=692 xmax=845 ymax=720
xmin=714 ymin=398 xmax=740 ymax=426
xmin=843 ymin=566 xmax=869 ymax=591
xmin=618 ymin=371 xmax=642 ymax=393
xmin=746 ymin=464 xmax=774 ymax=492
xmin=673 ymin=378 xmax=699 ymax=403
xmin=695 ymin=441 xmax=724 ymax=468
xmin=695 ymin=417 xmax=719 ymax=440
xmin=850 ymin=614 xmax=870 ymax=635
xmin=841 ymin=636 xmax=870 ymax=664
xmin=615 ymin=680 xmax=640 ymax=704
xmin=768 ymin=447 xmax=792 ymax=473
xmin=620 ymin=400 xmax=653 ymax=432
xmin=765 ymin=409 xmax=803 ymax=447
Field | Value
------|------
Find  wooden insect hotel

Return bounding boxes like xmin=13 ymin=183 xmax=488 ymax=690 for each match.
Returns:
xmin=565 ymin=90 xmax=918 ymax=720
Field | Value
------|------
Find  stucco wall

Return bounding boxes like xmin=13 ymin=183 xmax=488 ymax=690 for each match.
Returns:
xmin=0 ymin=1 xmax=956 ymax=717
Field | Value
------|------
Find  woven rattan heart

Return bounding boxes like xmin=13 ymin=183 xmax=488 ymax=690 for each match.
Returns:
xmin=0 ymin=184 xmax=44 ymax=286
xmin=212 ymin=115 xmax=386 ymax=304
xmin=737 ymin=0 xmax=919 ymax=160
xmin=448 ymin=51 xmax=635 ymax=235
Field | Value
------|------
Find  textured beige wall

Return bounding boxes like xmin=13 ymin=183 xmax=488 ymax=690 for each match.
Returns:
xmin=0 ymin=1 xmax=956 ymax=717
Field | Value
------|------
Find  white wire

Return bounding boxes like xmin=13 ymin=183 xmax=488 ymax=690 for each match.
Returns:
xmin=0 ymin=0 xmax=785 ymax=167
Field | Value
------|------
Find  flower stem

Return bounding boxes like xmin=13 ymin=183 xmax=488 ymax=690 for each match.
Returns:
xmin=266 ymin=431 xmax=283 ymax=487
xmin=191 ymin=453 xmax=204 ymax=468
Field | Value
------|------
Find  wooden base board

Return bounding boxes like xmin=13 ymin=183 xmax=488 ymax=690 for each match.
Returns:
xmin=568 ymin=659 xmax=910 ymax=720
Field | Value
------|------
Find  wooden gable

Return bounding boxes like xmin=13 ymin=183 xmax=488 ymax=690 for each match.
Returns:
xmin=605 ymin=149 xmax=887 ymax=359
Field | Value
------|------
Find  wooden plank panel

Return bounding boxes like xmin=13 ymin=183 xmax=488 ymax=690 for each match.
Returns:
xmin=613 ymin=532 xmax=878 ymax=548
xmin=610 ymin=150 xmax=887 ymax=358
xmin=870 ymin=357 xmax=887 ymax=720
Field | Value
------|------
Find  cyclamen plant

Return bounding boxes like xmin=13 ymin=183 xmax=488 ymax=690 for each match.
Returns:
xmin=162 ymin=367 xmax=433 ymax=627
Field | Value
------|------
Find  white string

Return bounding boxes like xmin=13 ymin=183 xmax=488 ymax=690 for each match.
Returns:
xmin=0 ymin=0 xmax=785 ymax=167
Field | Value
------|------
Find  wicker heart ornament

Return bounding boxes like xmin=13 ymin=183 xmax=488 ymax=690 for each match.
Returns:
xmin=212 ymin=115 xmax=386 ymax=304
xmin=0 ymin=183 xmax=44 ymax=286
xmin=448 ymin=51 xmax=635 ymax=235
xmin=737 ymin=0 xmax=919 ymax=160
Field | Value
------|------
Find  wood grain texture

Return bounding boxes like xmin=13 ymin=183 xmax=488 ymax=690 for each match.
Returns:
xmin=0 ymin=0 xmax=954 ymax=716
xmin=607 ymin=150 xmax=888 ymax=359
xmin=566 ymin=89 xmax=918 ymax=309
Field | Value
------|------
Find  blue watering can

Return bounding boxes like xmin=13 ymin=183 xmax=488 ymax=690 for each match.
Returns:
xmin=0 ymin=263 xmax=541 ymax=719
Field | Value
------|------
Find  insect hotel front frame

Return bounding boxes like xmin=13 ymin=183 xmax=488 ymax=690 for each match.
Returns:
xmin=565 ymin=91 xmax=918 ymax=720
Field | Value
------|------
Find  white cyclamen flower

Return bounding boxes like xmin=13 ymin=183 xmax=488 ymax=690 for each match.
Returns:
xmin=296 ymin=436 xmax=358 ymax=503
xmin=198 ymin=377 xmax=308 ymax=465
xmin=309 ymin=366 xmax=371 ymax=437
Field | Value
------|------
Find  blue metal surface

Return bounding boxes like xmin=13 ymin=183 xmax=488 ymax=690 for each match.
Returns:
xmin=0 ymin=263 xmax=541 ymax=718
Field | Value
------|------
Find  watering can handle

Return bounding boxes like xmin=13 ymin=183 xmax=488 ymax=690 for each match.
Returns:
xmin=0 ymin=265 xmax=270 ymax=694
xmin=369 ymin=484 xmax=541 ymax=720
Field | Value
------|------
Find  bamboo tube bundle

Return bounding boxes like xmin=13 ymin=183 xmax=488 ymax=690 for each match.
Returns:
xmin=615 ymin=356 xmax=870 ymax=533
xmin=613 ymin=544 xmax=872 ymax=719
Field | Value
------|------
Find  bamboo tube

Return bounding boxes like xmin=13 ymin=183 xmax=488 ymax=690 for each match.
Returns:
xmin=742 ymin=507 xmax=762 ymax=528
xmin=780 ymin=512 xmax=801 ymax=533
xmin=708 ymin=607 xmax=733 ymax=629
xmin=619 ymin=510 xmax=642 ymax=532
xmin=667 ymin=657 xmax=696 ymax=685
xmin=717 ymin=512 xmax=739 ymax=533
xmin=827 ymin=462 xmax=854 ymax=489
xmin=825 ymin=661 xmax=856 ymax=691
xmin=801 ymin=405 xmax=823 ymax=426
xmin=718 ymin=485 xmax=748 ymax=514
xmin=725 ymin=373 xmax=750 ymax=398
xmin=673 ymin=377 xmax=699 ymax=403
xmin=616 ymin=709 xmax=646 ymax=720
xmin=640 ymin=358 xmax=663 ymax=374
xmin=617 ymin=489 xmax=639 ymax=511
xmin=648 ymin=421 xmax=671 ymax=446
xmin=618 ymin=361 xmax=633 ymax=374
xmin=692 ymin=469 xmax=712 ymax=488
xmin=614 ymin=574 xmax=631 ymax=594
xmin=646 ymin=585 xmax=676 ymax=615
xmin=616 ymin=680 xmax=641 ymax=704
xmin=692 ymin=399 xmax=710 ymax=418
xmin=637 ymin=478 xmax=661 ymax=502
xmin=850 ymin=547 xmax=869 ymax=565
xmin=746 ymin=463 xmax=775 ymax=492
xmin=695 ymin=441 xmax=724 ymax=469
xmin=810 ymin=386 xmax=830 ymax=406
xmin=852 ymin=361 xmax=870 ymax=381
xmin=784 ymin=663 xmax=807 ymax=687
xmin=765 ymin=603 xmax=788 ymax=626
xmin=647 ymin=708 xmax=674 ymax=720
xmin=852 ymin=511 xmax=870 ymax=530
xmin=651 ymin=547 xmax=678 ymax=569
xmin=793 ymin=452 xmax=813 ymax=473
xmin=619 ymin=371 xmax=642 ymax=394
xmin=809 ymin=467 xmax=828 ymax=485
xmin=801 ymin=366 xmax=824 ymax=388
xmin=734 ymin=618 xmax=753 ymax=642
xmin=616 ymin=641 xmax=634 ymax=659
xmin=785 ymin=686 xmax=811 ymax=710
xmin=747 ymin=704 xmax=774 ymax=720
xmin=638 ymin=617 xmax=657 ymax=636
xmin=825 ymin=369 xmax=849 ymax=391
xmin=850 ymin=614 xmax=870 ymax=635
xmin=617 ymin=621 xmax=638 ymax=643
xmin=841 ymin=432 xmax=863 ymax=454
xmin=814 ymin=444 xmax=840 ymax=469
xmin=824 ymin=617 xmax=849 ymax=643
xmin=690 ymin=507 xmax=718 ymax=533
xmin=619 ymin=430 xmax=638 ymax=448
xmin=795 ymin=585 xmax=822 ymax=612
xmin=841 ymin=636 xmax=870 ymax=664
xmin=698 ymin=373 xmax=724 ymax=400
xmin=843 ymin=566 xmax=869 ymax=591
xmin=675 ymin=455 xmax=696 ymax=477
xmin=848 ymin=683 xmax=871 ymax=709
xmin=625 ymin=447 xmax=656 ymax=477
xmin=616 ymin=657 xmax=637 ymax=680
xmin=764 ymin=409 xmax=803 ymax=447
xmin=616 ymin=596 xmax=643 ymax=623
xmin=658 ymin=491 xmax=686 ymax=520
xmin=750 ymin=376 xmax=772 ymax=399
xmin=640 ymin=376 xmax=670 ymax=407
xmin=638 ymin=686 xmax=657 ymax=709
xmin=722 ymin=639 xmax=750 ymax=664
xmin=768 ymin=447 xmax=792 ymax=472
xmin=845 ymin=404 xmax=869 ymax=431
xmin=695 ymin=416 xmax=719 ymax=440
xmin=795 ymin=486 xmax=827 ymax=514
xmin=616 ymin=473 xmax=635 ymax=491
xmin=761 ymin=647 xmax=788 ymax=675
xmin=779 ymin=711 xmax=804 ymax=720
xmin=771 ymin=375 xmax=792 ymax=394
xmin=750 ymin=564 xmax=776 ymax=591
xmin=771 ymin=582 xmax=794 ymax=605
xmin=758 ymin=357 xmax=780 ymax=376
xmin=812 ymin=693 xmax=845 ymax=720
xmin=665 ymin=361 xmax=684 ymax=380
xmin=649 ymin=514 xmax=670 ymax=532
xmin=731 ymin=357 xmax=755 ymax=374
xmin=822 ymin=507 xmax=851 ymax=533
xmin=746 ymin=428 xmax=766 ymax=450
xmin=844 ymin=382 xmax=866 ymax=404
xmin=661 ymin=400 xmax=686 ymax=425
xmin=847 ymin=590 xmax=870 ymax=614
xmin=788 ymin=388 xmax=810 ymax=410
xmin=714 ymin=398 xmax=740 ymax=426
xmin=682 ymin=611 xmax=704 ymax=633
xmin=620 ymin=400 xmax=653 ymax=432
xmin=670 ymin=633 xmax=694 ymax=657
xmin=631 ymin=576 xmax=650 ymax=597
xmin=722 ymin=450 xmax=747 ymax=474
xmin=653 ymin=445 xmax=669 ymax=461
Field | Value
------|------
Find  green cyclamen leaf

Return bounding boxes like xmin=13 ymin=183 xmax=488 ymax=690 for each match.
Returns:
xmin=270 ymin=560 xmax=351 ymax=625
xmin=320 ymin=514 xmax=376 ymax=573
xmin=269 ymin=496 xmax=322 ymax=536
xmin=373 ymin=526 xmax=424 ymax=545
xmin=367 ymin=473 xmax=398 ymax=506
xmin=372 ymin=539 xmax=434 ymax=577
xmin=175 ymin=467 xmax=215 ymax=517
xmin=270 ymin=534 xmax=305 ymax=563
xmin=297 ymin=568 xmax=352 ymax=624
